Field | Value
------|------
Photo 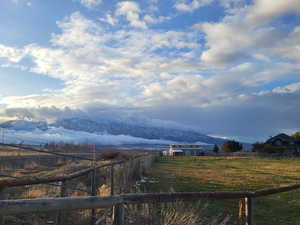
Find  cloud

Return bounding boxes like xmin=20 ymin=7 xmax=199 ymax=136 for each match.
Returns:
xmin=0 ymin=45 xmax=25 ymax=63
xmin=2 ymin=127 xmax=176 ymax=145
xmin=244 ymin=0 xmax=300 ymax=26
xmin=198 ymin=0 xmax=300 ymax=67
xmin=219 ymin=0 xmax=244 ymax=9
xmin=79 ymin=0 xmax=102 ymax=9
xmin=0 ymin=106 xmax=83 ymax=122
xmin=143 ymin=83 xmax=300 ymax=141
xmin=273 ymin=26 xmax=300 ymax=62
xmin=174 ymin=0 xmax=213 ymax=12
xmin=1 ymin=3 xmax=300 ymax=142
xmin=99 ymin=13 xmax=118 ymax=26
xmin=143 ymin=14 xmax=171 ymax=24
xmin=51 ymin=12 xmax=104 ymax=48
xmin=116 ymin=1 xmax=147 ymax=29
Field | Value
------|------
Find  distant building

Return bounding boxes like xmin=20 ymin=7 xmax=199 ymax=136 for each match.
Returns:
xmin=168 ymin=144 xmax=205 ymax=156
xmin=265 ymin=133 xmax=300 ymax=155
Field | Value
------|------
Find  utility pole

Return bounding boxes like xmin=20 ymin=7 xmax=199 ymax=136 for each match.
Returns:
xmin=1 ymin=128 xmax=4 ymax=144
xmin=90 ymin=144 xmax=97 ymax=225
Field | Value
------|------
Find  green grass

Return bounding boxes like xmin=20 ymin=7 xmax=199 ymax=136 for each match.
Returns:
xmin=146 ymin=156 xmax=300 ymax=225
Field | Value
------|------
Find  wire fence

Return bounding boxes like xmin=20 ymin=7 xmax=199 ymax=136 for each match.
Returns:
xmin=0 ymin=143 xmax=155 ymax=225
xmin=2 ymin=150 xmax=300 ymax=225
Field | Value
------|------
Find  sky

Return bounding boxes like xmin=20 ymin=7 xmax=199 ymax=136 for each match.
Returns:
xmin=0 ymin=0 xmax=299 ymax=142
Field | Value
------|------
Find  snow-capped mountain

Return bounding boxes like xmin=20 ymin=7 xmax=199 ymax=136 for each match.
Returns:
xmin=0 ymin=118 xmax=226 ymax=145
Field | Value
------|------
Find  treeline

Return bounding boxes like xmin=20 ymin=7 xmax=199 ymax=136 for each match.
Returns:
xmin=43 ymin=142 xmax=94 ymax=153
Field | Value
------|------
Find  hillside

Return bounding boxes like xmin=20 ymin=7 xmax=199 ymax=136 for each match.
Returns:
xmin=0 ymin=118 xmax=226 ymax=145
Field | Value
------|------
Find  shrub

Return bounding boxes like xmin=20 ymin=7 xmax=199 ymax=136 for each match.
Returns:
xmin=213 ymin=144 xmax=219 ymax=153
xmin=252 ymin=142 xmax=265 ymax=152
xmin=222 ymin=140 xmax=243 ymax=153
xmin=292 ymin=131 xmax=300 ymax=140
xmin=98 ymin=149 xmax=132 ymax=160
xmin=252 ymin=142 xmax=287 ymax=154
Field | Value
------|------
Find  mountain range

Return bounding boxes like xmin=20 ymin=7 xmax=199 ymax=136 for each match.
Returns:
xmin=0 ymin=118 xmax=226 ymax=145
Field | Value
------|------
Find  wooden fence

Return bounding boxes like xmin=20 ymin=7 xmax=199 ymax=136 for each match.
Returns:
xmin=1 ymin=154 xmax=300 ymax=225
xmin=0 ymin=153 xmax=155 ymax=225
xmin=1 ymin=183 xmax=300 ymax=225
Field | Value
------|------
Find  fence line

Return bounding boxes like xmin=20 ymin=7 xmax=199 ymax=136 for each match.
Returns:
xmin=0 ymin=153 xmax=155 ymax=225
xmin=0 ymin=152 xmax=150 ymax=188
xmin=2 ymin=154 xmax=299 ymax=225
xmin=0 ymin=143 xmax=93 ymax=161
xmin=0 ymin=160 xmax=126 ymax=188
xmin=1 ymin=184 xmax=300 ymax=225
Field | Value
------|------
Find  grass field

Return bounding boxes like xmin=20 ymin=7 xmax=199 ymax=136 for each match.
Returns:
xmin=147 ymin=156 xmax=300 ymax=225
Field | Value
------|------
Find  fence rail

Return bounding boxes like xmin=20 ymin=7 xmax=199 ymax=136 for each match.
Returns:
xmin=0 ymin=149 xmax=155 ymax=225
xmin=1 ymin=154 xmax=300 ymax=225
xmin=1 ymin=184 xmax=300 ymax=225
xmin=0 ymin=143 xmax=93 ymax=161
xmin=0 ymin=160 xmax=124 ymax=188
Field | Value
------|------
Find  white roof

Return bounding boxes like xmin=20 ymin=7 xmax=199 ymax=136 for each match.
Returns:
xmin=171 ymin=149 xmax=183 ymax=152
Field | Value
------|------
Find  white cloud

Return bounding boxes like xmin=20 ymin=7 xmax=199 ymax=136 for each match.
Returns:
xmin=245 ymin=0 xmax=300 ymax=26
xmin=200 ymin=22 xmax=281 ymax=66
xmin=51 ymin=12 xmax=104 ymax=47
xmin=273 ymin=26 xmax=300 ymax=62
xmin=143 ymin=14 xmax=171 ymax=24
xmin=198 ymin=0 xmax=300 ymax=67
xmin=0 ymin=12 xmax=201 ymax=111
xmin=116 ymin=1 xmax=147 ymax=29
xmin=271 ymin=82 xmax=300 ymax=94
xmin=175 ymin=0 xmax=213 ymax=12
xmin=0 ymin=44 xmax=25 ymax=63
xmin=79 ymin=0 xmax=102 ymax=9
xmin=99 ymin=13 xmax=118 ymax=26
xmin=219 ymin=0 xmax=244 ymax=9
xmin=1 ymin=6 xmax=300 ymax=141
xmin=2 ymin=127 xmax=176 ymax=145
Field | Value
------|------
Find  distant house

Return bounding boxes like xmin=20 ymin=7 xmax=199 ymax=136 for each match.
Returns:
xmin=265 ymin=133 xmax=300 ymax=155
xmin=168 ymin=144 xmax=205 ymax=156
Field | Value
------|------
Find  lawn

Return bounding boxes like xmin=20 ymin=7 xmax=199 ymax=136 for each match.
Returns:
xmin=146 ymin=156 xmax=300 ymax=225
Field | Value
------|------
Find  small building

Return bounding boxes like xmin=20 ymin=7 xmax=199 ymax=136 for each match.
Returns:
xmin=265 ymin=133 xmax=300 ymax=155
xmin=168 ymin=144 xmax=205 ymax=156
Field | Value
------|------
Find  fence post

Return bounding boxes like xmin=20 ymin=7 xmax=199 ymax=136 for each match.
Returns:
xmin=110 ymin=165 xmax=114 ymax=196
xmin=90 ymin=165 xmax=97 ymax=225
xmin=245 ymin=197 xmax=253 ymax=225
xmin=113 ymin=203 xmax=124 ymax=225
xmin=0 ymin=188 xmax=6 ymax=225
xmin=56 ymin=180 xmax=67 ymax=225
xmin=238 ymin=198 xmax=245 ymax=222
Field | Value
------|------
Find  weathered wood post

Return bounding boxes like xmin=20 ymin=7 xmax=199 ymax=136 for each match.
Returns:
xmin=110 ymin=165 xmax=114 ymax=196
xmin=113 ymin=203 xmax=124 ymax=225
xmin=245 ymin=197 xmax=253 ymax=225
xmin=56 ymin=180 xmax=67 ymax=225
xmin=238 ymin=198 xmax=245 ymax=222
xmin=90 ymin=157 xmax=97 ymax=225
xmin=0 ymin=188 xmax=6 ymax=225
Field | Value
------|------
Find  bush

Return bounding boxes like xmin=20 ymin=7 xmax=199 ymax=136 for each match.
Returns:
xmin=212 ymin=144 xmax=219 ymax=153
xmin=252 ymin=142 xmax=265 ymax=152
xmin=222 ymin=140 xmax=243 ymax=153
xmin=98 ymin=149 xmax=132 ymax=160
xmin=292 ymin=131 xmax=300 ymax=140
xmin=252 ymin=142 xmax=287 ymax=154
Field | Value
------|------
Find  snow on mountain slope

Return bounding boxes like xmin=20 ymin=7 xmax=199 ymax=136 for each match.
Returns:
xmin=1 ymin=127 xmax=177 ymax=145
xmin=52 ymin=118 xmax=224 ymax=144
xmin=0 ymin=117 xmax=225 ymax=145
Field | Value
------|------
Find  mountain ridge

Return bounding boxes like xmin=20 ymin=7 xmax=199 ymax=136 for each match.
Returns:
xmin=0 ymin=118 xmax=226 ymax=145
